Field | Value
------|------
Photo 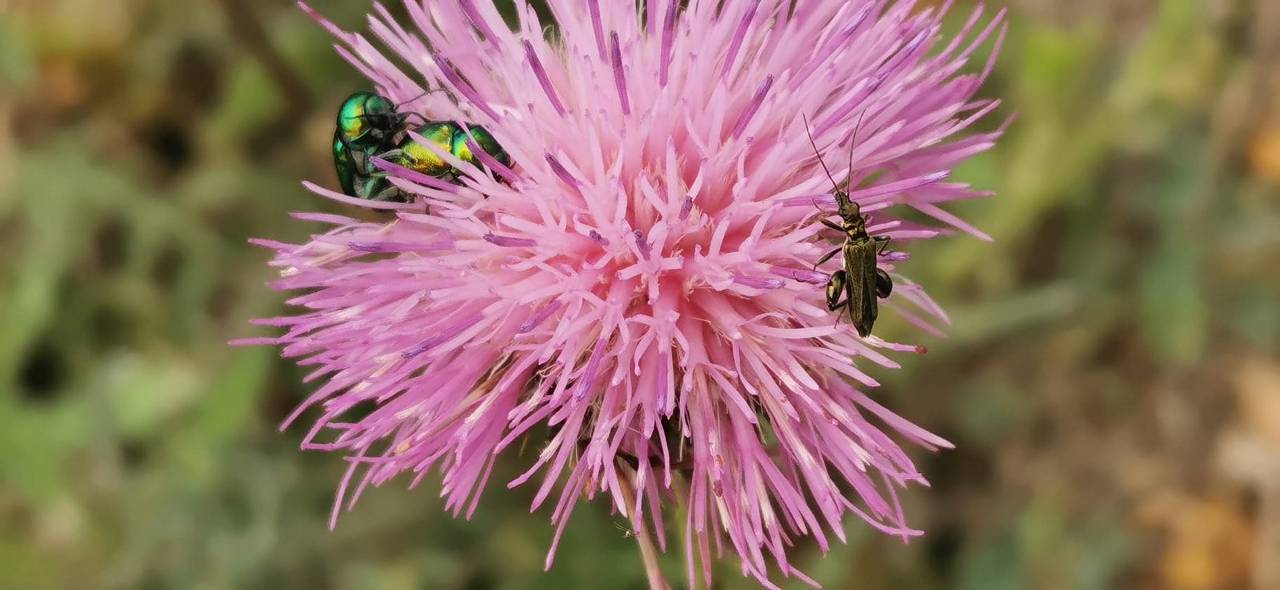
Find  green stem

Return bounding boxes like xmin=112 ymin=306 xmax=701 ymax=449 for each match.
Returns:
xmin=619 ymin=468 xmax=670 ymax=590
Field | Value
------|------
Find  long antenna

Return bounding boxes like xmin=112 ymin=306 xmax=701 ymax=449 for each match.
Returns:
xmin=352 ymin=88 xmax=443 ymax=126
xmin=802 ymin=114 xmax=840 ymax=195
xmin=845 ymin=111 xmax=864 ymax=193
xmin=395 ymin=87 xmax=446 ymax=108
xmin=381 ymin=88 xmax=448 ymax=128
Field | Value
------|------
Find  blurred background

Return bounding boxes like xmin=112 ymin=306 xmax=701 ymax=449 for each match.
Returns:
xmin=1 ymin=0 xmax=1278 ymax=588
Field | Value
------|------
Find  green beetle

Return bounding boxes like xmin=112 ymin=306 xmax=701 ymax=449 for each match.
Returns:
xmin=335 ymin=91 xmax=409 ymax=154
xmin=333 ymin=129 xmax=400 ymax=201
xmin=331 ymin=91 xmax=413 ymax=201
xmin=330 ymin=92 xmax=513 ymax=202
xmin=387 ymin=121 xmax=512 ymax=182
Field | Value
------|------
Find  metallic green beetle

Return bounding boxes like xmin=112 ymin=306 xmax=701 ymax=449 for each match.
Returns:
xmin=332 ymin=92 xmax=412 ymax=201
xmin=387 ymin=121 xmax=512 ymax=182
xmin=331 ymin=92 xmax=513 ymax=202
xmin=335 ymin=91 xmax=408 ymax=154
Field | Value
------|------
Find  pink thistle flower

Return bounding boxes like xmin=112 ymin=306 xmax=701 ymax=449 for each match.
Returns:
xmin=240 ymin=1 xmax=1006 ymax=587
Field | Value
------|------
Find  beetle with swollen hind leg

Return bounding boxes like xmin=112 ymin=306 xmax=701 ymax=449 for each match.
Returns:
xmin=803 ymin=114 xmax=894 ymax=338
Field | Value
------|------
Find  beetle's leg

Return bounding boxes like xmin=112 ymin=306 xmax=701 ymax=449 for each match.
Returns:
xmin=814 ymin=247 xmax=842 ymax=269
xmin=826 ymin=271 xmax=851 ymax=328
xmin=356 ymin=175 xmax=387 ymax=200
xmin=810 ymin=197 xmax=835 ymax=217
xmin=874 ymin=235 xmax=891 ymax=255
xmin=370 ymin=149 xmax=405 ymax=170
xmin=348 ymin=150 xmax=379 ymax=176
xmin=820 ymin=218 xmax=845 ymax=233
xmin=354 ymin=176 xmax=378 ymax=200
xmin=372 ymin=188 xmax=409 ymax=202
xmin=825 ymin=270 xmax=848 ymax=311
xmin=875 ymin=268 xmax=893 ymax=299
xmin=369 ymin=179 xmax=411 ymax=203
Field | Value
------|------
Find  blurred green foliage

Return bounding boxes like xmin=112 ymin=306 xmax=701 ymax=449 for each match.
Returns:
xmin=1 ymin=1 xmax=1278 ymax=589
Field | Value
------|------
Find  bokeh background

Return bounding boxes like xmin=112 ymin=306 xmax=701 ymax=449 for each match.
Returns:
xmin=2 ymin=0 xmax=1278 ymax=588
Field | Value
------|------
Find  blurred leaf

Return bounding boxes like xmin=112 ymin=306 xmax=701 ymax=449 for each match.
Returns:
xmin=206 ymin=59 xmax=285 ymax=147
xmin=1139 ymin=240 xmax=1208 ymax=363
xmin=0 ymin=17 xmax=37 ymax=92
xmin=957 ymin=375 xmax=1028 ymax=444
xmin=947 ymin=282 xmax=1081 ymax=345
xmin=101 ymin=352 xmax=201 ymax=438
xmin=0 ymin=394 xmax=94 ymax=502
xmin=1071 ymin=518 xmax=1139 ymax=590
xmin=1229 ymin=285 xmax=1280 ymax=353
xmin=1015 ymin=23 xmax=1101 ymax=114
xmin=960 ymin=534 xmax=1024 ymax=590
xmin=1138 ymin=132 xmax=1210 ymax=364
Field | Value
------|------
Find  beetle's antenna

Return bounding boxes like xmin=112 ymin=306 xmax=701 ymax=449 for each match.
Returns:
xmin=845 ymin=111 xmax=865 ymax=193
xmin=395 ymin=87 xmax=447 ymax=108
xmin=803 ymin=114 xmax=840 ymax=195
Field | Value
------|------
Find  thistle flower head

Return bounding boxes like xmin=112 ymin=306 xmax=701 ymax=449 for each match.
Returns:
xmin=242 ymin=1 xmax=1006 ymax=586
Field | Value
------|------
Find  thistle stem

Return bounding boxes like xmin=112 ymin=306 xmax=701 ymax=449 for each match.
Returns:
xmin=635 ymin=522 xmax=670 ymax=590
xmin=618 ymin=468 xmax=670 ymax=590
xmin=672 ymin=473 xmax=702 ymax=590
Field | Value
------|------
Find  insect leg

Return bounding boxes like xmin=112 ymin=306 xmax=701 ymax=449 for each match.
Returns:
xmin=810 ymin=197 xmax=835 ymax=217
xmin=367 ymin=173 xmax=412 ymax=203
xmin=874 ymin=235 xmax=891 ymax=255
xmin=356 ymin=175 xmax=384 ymax=200
xmin=370 ymin=186 xmax=408 ymax=202
xmin=814 ymin=247 xmax=842 ymax=269
xmin=875 ymin=268 xmax=893 ymax=299
xmin=375 ymin=148 xmax=405 ymax=161
xmin=825 ymin=270 xmax=848 ymax=311
xmin=355 ymin=149 xmax=405 ymax=179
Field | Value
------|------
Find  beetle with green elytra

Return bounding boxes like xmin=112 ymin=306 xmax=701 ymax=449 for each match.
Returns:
xmin=804 ymin=115 xmax=894 ymax=338
xmin=331 ymin=91 xmax=513 ymax=202
xmin=383 ymin=121 xmax=511 ymax=186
